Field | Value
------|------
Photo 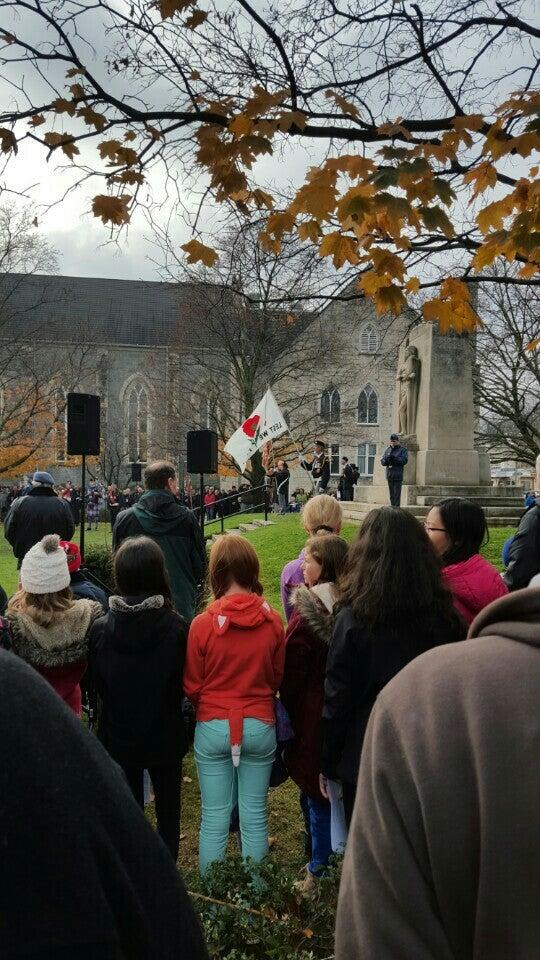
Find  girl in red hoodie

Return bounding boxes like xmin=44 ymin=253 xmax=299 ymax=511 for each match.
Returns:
xmin=425 ymin=498 xmax=508 ymax=625
xmin=184 ymin=533 xmax=285 ymax=872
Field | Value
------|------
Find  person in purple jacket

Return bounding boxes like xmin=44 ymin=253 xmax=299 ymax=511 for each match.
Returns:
xmin=280 ymin=495 xmax=343 ymax=621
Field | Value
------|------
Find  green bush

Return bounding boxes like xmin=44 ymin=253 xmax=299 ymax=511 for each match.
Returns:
xmin=185 ymin=855 xmax=341 ymax=960
xmin=83 ymin=544 xmax=114 ymax=591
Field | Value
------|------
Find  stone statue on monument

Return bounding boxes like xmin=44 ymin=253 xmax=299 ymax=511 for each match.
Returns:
xmin=397 ymin=345 xmax=420 ymax=436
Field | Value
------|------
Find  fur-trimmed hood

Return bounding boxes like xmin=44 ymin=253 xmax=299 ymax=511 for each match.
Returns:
xmin=6 ymin=599 xmax=103 ymax=668
xmin=109 ymin=595 xmax=164 ymax=614
xmin=292 ymin=582 xmax=337 ymax=643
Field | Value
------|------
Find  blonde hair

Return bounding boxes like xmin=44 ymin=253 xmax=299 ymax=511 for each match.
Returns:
xmin=8 ymin=587 xmax=75 ymax=627
xmin=302 ymin=494 xmax=342 ymax=535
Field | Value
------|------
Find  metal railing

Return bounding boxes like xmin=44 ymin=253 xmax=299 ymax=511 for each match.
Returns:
xmin=191 ymin=483 xmax=270 ymax=540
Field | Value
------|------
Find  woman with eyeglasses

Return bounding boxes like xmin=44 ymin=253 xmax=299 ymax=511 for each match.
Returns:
xmin=425 ymin=498 xmax=508 ymax=625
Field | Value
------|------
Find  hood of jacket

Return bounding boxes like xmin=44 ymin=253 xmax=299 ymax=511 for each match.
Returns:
xmin=443 ymin=554 xmax=506 ymax=612
xmin=106 ymin=594 xmax=175 ymax=655
xmin=7 ymin=599 xmax=102 ymax=667
xmin=131 ymin=489 xmax=188 ymax=535
xmin=292 ymin=582 xmax=337 ymax=643
xmin=206 ymin=592 xmax=275 ymax=635
xmin=468 ymin=585 xmax=540 ymax=648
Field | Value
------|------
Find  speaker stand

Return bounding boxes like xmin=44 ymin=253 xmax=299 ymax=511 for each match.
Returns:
xmin=80 ymin=452 xmax=87 ymax=562
xmin=199 ymin=473 xmax=205 ymax=537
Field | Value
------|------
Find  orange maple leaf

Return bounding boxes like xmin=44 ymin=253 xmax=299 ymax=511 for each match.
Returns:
xmin=92 ymin=194 xmax=131 ymax=226
xmin=181 ymin=238 xmax=219 ymax=266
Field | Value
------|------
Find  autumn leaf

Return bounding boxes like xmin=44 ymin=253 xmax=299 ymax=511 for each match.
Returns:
xmin=98 ymin=139 xmax=123 ymax=160
xmin=318 ymin=231 xmax=360 ymax=268
xmin=43 ymin=131 xmax=79 ymax=158
xmin=405 ymin=276 xmax=420 ymax=293
xmin=2 ymin=32 xmax=16 ymax=44
xmin=228 ymin=115 xmax=253 ymax=137
xmin=518 ymin=262 xmax=540 ymax=279
xmin=325 ymin=90 xmax=359 ymax=119
xmin=159 ymin=0 xmax=193 ymax=18
xmin=265 ymin=210 xmax=296 ymax=239
xmin=29 ymin=114 xmax=45 ymax=127
xmin=463 ymin=161 xmax=497 ymax=199
xmin=370 ymin=247 xmax=405 ymax=282
xmin=69 ymin=83 xmax=85 ymax=99
xmin=419 ymin=205 xmax=455 ymax=238
xmin=526 ymin=337 xmax=540 ymax=352
xmin=52 ymin=97 xmax=76 ymax=116
xmin=372 ymin=284 xmax=406 ymax=315
xmin=124 ymin=130 xmax=137 ymax=142
xmin=190 ymin=70 xmax=201 ymax=80
xmin=276 ymin=111 xmax=307 ymax=132
xmin=291 ymin=169 xmax=338 ymax=220
xmin=476 ymin=197 xmax=513 ymax=233
xmin=185 ymin=9 xmax=208 ymax=29
xmin=243 ymin=85 xmax=287 ymax=118
xmin=181 ymin=238 xmax=219 ymax=266
xmin=298 ymin=220 xmax=320 ymax=243
xmin=77 ymin=106 xmax=107 ymax=130
xmin=452 ymin=114 xmax=484 ymax=132
xmin=286 ymin=314 xmax=295 ymax=325
xmin=0 ymin=128 xmax=17 ymax=155
xmin=145 ymin=125 xmax=163 ymax=140
xmin=377 ymin=119 xmax=412 ymax=141
xmin=92 ymin=194 xmax=131 ymax=226
xmin=66 ymin=67 xmax=86 ymax=78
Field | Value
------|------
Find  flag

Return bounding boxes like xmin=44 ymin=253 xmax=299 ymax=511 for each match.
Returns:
xmin=224 ymin=389 xmax=288 ymax=473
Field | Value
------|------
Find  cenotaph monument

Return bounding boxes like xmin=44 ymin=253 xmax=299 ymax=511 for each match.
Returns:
xmin=351 ymin=321 xmax=522 ymax=522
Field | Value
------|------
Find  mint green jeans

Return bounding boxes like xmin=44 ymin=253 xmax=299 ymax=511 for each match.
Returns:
xmin=194 ymin=718 xmax=276 ymax=873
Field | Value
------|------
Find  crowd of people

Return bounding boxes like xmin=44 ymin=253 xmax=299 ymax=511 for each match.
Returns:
xmin=0 ymin=457 xmax=540 ymax=958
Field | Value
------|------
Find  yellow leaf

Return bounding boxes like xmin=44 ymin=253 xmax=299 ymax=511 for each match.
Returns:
xmin=185 ymin=9 xmax=208 ymax=29
xmin=243 ymin=85 xmax=287 ymax=118
xmin=276 ymin=111 xmax=307 ymax=132
xmin=298 ymin=220 xmax=320 ymax=243
xmin=405 ymin=276 xmax=420 ymax=293
xmin=318 ymin=231 xmax=360 ymax=268
xmin=291 ymin=169 xmax=338 ymax=221
xmin=265 ymin=210 xmax=296 ymax=239
xmin=526 ymin=337 xmax=540 ymax=352
xmin=0 ymin=128 xmax=17 ymax=154
xmin=325 ymin=90 xmax=359 ymax=119
xmin=159 ymin=0 xmax=193 ymax=18
xmin=472 ymin=237 xmax=500 ymax=271
xmin=377 ymin=119 xmax=412 ymax=141
xmin=370 ymin=247 xmax=405 ymax=282
xmin=92 ymin=194 xmax=131 ymax=226
xmin=518 ymin=262 xmax=540 ymax=279
xmin=476 ymin=197 xmax=514 ymax=233
xmin=258 ymin=232 xmax=282 ymax=255
xmin=440 ymin=277 xmax=471 ymax=302
xmin=372 ymin=284 xmax=406 ymax=316
xmin=228 ymin=115 xmax=253 ymax=137
xmin=463 ymin=161 xmax=497 ymax=199
xmin=29 ymin=114 xmax=45 ymax=127
xmin=336 ymin=184 xmax=375 ymax=223
xmin=181 ymin=238 xmax=219 ymax=267
xmin=530 ymin=165 xmax=539 ymax=178
xmin=452 ymin=114 xmax=484 ymax=132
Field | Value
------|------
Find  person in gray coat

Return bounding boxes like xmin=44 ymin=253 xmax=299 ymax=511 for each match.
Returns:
xmin=4 ymin=471 xmax=75 ymax=567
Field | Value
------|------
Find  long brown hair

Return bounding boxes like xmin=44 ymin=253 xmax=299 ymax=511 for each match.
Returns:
xmin=339 ymin=507 xmax=463 ymax=633
xmin=305 ymin=534 xmax=349 ymax=584
xmin=209 ymin=534 xmax=263 ymax=599
xmin=8 ymin=587 xmax=75 ymax=627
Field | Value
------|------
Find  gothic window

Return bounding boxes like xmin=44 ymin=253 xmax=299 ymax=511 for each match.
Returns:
xmin=56 ymin=386 xmax=67 ymax=462
xmin=358 ymin=383 xmax=378 ymax=424
xmin=330 ymin=443 xmax=341 ymax=475
xmin=359 ymin=323 xmax=379 ymax=354
xmin=127 ymin=383 xmax=149 ymax=462
xmin=321 ymin=387 xmax=341 ymax=423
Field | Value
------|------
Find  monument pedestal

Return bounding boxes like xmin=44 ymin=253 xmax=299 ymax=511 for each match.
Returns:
xmin=349 ymin=322 xmax=524 ymax=526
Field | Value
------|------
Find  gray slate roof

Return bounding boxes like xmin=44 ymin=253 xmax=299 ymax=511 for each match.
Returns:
xmin=0 ymin=273 xmax=232 ymax=347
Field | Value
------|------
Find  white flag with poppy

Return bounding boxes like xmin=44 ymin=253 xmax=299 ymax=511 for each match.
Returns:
xmin=224 ymin=389 xmax=288 ymax=473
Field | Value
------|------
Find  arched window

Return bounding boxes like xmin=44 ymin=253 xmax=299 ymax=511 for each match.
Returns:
xmin=321 ymin=387 xmax=341 ymax=423
xmin=359 ymin=323 xmax=379 ymax=354
xmin=358 ymin=383 xmax=378 ymax=424
xmin=56 ymin=386 xmax=67 ymax=462
xmin=127 ymin=383 xmax=149 ymax=462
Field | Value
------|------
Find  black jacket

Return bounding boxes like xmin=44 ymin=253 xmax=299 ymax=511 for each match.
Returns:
xmin=70 ymin=570 xmax=109 ymax=610
xmin=113 ymin=490 xmax=206 ymax=621
xmin=4 ymin=487 xmax=75 ymax=563
xmin=0 ymin=649 xmax=208 ymax=960
xmin=503 ymin=502 xmax=540 ymax=591
xmin=87 ymin=595 xmax=189 ymax=766
xmin=321 ymin=605 xmax=465 ymax=783
xmin=380 ymin=445 xmax=409 ymax=480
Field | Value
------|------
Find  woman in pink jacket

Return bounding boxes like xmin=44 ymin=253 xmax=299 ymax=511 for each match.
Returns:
xmin=425 ymin=498 xmax=508 ymax=625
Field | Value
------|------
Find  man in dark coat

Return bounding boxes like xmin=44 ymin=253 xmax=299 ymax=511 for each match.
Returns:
xmin=339 ymin=456 xmax=355 ymax=502
xmin=0 ymin=647 xmax=208 ymax=960
xmin=302 ymin=441 xmax=331 ymax=494
xmin=4 ymin=471 xmax=75 ymax=567
xmin=503 ymin=495 xmax=540 ymax=590
xmin=380 ymin=434 xmax=408 ymax=507
xmin=113 ymin=461 xmax=206 ymax=621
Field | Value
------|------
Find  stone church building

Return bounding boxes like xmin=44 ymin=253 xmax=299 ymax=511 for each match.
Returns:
xmin=0 ymin=272 xmax=415 ymax=486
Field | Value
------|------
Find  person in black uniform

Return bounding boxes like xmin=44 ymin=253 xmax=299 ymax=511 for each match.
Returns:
xmin=302 ymin=441 xmax=331 ymax=494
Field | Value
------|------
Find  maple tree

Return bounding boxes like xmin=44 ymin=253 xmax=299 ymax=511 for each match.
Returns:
xmin=0 ymin=1 xmax=539 ymax=335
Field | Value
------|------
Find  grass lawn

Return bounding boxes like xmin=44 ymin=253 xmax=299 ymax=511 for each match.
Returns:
xmin=0 ymin=512 xmax=515 ymax=877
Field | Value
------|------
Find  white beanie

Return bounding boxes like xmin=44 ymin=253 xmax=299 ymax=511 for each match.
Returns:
xmin=21 ymin=534 xmax=71 ymax=595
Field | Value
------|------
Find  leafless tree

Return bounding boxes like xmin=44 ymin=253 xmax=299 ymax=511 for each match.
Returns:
xmin=475 ymin=269 xmax=540 ymax=467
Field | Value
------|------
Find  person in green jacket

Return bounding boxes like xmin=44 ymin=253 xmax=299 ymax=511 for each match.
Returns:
xmin=113 ymin=461 xmax=206 ymax=621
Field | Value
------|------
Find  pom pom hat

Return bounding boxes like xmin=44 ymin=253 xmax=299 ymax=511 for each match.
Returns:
xmin=20 ymin=534 xmax=71 ymax=595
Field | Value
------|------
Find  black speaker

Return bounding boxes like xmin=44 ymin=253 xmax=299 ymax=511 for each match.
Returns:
xmin=67 ymin=393 xmax=100 ymax=456
xmin=187 ymin=429 xmax=218 ymax=474
xmin=131 ymin=462 xmax=142 ymax=482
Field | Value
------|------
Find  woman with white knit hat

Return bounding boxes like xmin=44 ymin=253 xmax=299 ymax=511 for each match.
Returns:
xmin=0 ymin=534 xmax=103 ymax=714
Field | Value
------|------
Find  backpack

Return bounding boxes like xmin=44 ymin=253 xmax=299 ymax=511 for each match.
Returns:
xmin=350 ymin=464 xmax=360 ymax=484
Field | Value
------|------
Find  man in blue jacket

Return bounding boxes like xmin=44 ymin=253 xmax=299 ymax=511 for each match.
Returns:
xmin=380 ymin=434 xmax=408 ymax=507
